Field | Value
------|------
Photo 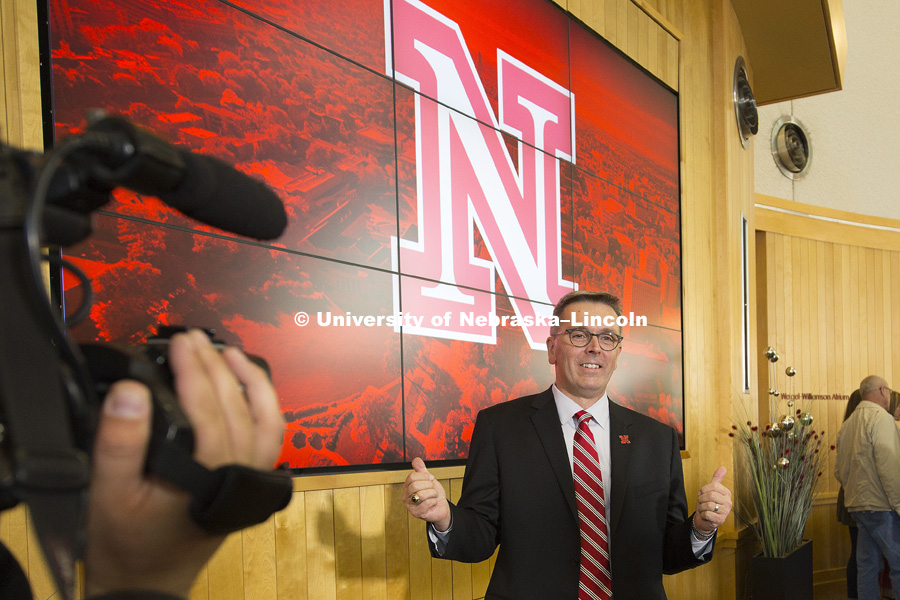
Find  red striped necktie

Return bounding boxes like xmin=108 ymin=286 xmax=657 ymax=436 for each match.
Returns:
xmin=573 ymin=410 xmax=612 ymax=600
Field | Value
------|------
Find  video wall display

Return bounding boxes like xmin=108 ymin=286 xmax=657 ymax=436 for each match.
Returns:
xmin=49 ymin=0 xmax=683 ymax=470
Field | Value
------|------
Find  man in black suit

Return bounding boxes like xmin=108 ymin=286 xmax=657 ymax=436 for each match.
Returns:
xmin=403 ymin=290 xmax=731 ymax=600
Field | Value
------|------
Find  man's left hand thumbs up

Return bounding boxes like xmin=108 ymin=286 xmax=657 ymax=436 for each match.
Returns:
xmin=694 ymin=466 xmax=732 ymax=534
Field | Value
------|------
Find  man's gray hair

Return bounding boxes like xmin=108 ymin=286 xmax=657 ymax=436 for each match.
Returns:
xmin=860 ymin=375 xmax=886 ymax=399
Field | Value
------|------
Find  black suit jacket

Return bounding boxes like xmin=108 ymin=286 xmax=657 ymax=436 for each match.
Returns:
xmin=434 ymin=388 xmax=713 ymax=600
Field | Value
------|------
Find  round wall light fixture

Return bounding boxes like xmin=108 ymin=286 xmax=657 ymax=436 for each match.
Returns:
xmin=733 ymin=56 xmax=758 ymax=149
xmin=771 ymin=116 xmax=811 ymax=179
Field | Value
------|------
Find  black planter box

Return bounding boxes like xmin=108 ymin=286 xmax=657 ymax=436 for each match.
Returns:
xmin=749 ymin=539 xmax=813 ymax=600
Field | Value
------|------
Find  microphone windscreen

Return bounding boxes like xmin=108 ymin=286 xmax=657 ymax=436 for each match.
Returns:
xmin=161 ymin=150 xmax=287 ymax=240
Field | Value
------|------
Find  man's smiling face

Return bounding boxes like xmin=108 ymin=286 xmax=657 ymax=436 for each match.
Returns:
xmin=546 ymin=300 xmax=622 ymax=408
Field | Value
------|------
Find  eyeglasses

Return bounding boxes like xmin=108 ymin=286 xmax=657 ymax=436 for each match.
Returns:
xmin=553 ymin=328 xmax=623 ymax=350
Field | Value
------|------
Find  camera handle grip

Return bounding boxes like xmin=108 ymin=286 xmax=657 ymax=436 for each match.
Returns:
xmin=149 ymin=441 xmax=293 ymax=535
xmin=80 ymin=343 xmax=292 ymax=534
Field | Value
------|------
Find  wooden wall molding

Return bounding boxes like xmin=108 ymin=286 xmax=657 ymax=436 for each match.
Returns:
xmin=291 ymin=466 xmax=465 ymax=492
xmin=756 ymin=194 xmax=900 ymax=250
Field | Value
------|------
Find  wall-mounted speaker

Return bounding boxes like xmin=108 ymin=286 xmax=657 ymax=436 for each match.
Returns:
xmin=733 ymin=56 xmax=758 ymax=149
xmin=771 ymin=116 xmax=811 ymax=179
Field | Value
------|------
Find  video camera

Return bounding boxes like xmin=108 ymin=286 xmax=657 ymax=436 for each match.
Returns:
xmin=0 ymin=111 xmax=291 ymax=599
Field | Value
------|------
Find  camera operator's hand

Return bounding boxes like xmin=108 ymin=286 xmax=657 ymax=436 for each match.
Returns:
xmin=84 ymin=329 xmax=285 ymax=599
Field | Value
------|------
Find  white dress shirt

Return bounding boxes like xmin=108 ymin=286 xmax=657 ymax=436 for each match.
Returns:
xmin=551 ymin=385 xmax=712 ymax=557
xmin=552 ymin=385 xmax=612 ymax=500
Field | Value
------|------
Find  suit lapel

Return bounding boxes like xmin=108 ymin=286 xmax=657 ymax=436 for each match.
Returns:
xmin=608 ymin=400 xmax=634 ymax=542
xmin=530 ymin=388 xmax=578 ymax=520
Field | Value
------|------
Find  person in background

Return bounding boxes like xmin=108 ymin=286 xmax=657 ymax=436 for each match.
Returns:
xmin=835 ymin=375 xmax=900 ymax=600
xmin=837 ymin=389 xmax=863 ymax=599
xmin=879 ymin=390 xmax=900 ymax=598
xmin=843 ymin=389 xmax=900 ymax=600
xmin=0 ymin=329 xmax=286 ymax=599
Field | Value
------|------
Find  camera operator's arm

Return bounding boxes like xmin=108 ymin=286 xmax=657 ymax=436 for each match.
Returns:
xmin=84 ymin=329 xmax=285 ymax=599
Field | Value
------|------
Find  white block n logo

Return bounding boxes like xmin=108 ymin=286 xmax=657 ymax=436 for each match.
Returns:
xmin=388 ymin=0 xmax=577 ymax=349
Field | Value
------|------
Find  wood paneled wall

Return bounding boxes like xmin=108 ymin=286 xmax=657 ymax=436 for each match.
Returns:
xmin=0 ymin=0 xmax=42 ymax=149
xmin=756 ymin=194 xmax=900 ymax=598
xmin=1 ymin=0 xmax=763 ymax=598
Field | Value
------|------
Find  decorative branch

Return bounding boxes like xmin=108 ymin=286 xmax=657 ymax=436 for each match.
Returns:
xmin=730 ymin=348 xmax=832 ymax=558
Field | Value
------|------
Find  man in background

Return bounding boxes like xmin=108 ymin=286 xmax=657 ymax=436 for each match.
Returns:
xmin=835 ymin=375 xmax=900 ymax=599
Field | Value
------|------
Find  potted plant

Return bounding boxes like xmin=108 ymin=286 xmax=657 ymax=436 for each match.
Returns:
xmin=731 ymin=349 xmax=832 ymax=599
